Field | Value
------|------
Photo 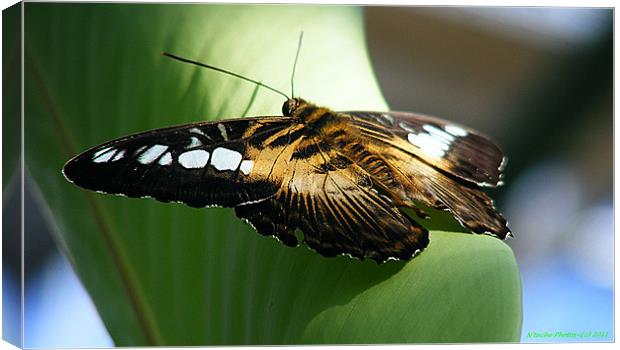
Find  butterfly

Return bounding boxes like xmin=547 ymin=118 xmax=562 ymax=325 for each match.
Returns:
xmin=63 ymin=48 xmax=510 ymax=264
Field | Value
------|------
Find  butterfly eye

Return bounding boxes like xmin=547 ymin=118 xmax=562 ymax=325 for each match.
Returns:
xmin=282 ymin=98 xmax=305 ymax=116
xmin=282 ymin=99 xmax=295 ymax=116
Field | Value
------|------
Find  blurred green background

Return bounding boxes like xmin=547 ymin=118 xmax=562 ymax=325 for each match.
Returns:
xmin=3 ymin=3 xmax=612 ymax=347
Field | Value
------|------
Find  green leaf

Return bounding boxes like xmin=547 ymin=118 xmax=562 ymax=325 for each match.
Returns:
xmin=301 ymin=231 xmax=522 ymax=343
xmin=24 ymin=3 xmax=521 ymax=346
xmin=3 ymin=3 xmax=21 ymax=192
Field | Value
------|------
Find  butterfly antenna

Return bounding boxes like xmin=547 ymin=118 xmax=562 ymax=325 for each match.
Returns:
xmin=290 ymin=32 xmax=304 ymax=98
xmin=161 ymin=51 xmax=290 ymax=100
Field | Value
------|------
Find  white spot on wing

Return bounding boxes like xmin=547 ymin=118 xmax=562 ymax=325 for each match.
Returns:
xmin=218 ymin=124 xmax=229 ymax=141
xmin=158 ymin=152 xmax=173 ymax=166
xmin=134 ymin=146 xmax=147 ymax=156
xmin=93 ymin=148 xmax=116 ymax=163
xmin=381 ymin=113 xmax=394 ymax=123
xmin=423 ymin=124 xmax=455 ymax=143
xmin=239 ymin=160 xmax=254 ymax=175
xmin=111 ymin=149 xmax=126 ymax=161
xmin=186 ymin=136 xmax=202 ymax=149
xmin=138 ymin=145 xmax=168 ymax=164
xmin=93 ymin=147 xmax=113 ymax=158
xmin=211 ymin=147 xmax=242 ymax=171
xmin=179 ymin=149 xmax=210 ymax=169
xmin=408 ymin=133 xmax=447 ymax=157
xmin=445 ymin=124 xmax=468 ymax=136
xmin=189 ymin=127 xmax=206 ymax=136
xmin=398 ymin=122 xmax=416 ymax=133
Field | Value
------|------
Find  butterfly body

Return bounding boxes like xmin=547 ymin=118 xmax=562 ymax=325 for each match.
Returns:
xmin=64 ymin=98 xmax=510 ymax=263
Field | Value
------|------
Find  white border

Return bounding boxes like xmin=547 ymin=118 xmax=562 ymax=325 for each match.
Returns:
xmin=0 ymin=1 xmax=616 ymax=350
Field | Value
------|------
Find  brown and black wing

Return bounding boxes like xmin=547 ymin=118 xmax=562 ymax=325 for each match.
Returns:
xmin=234 ymin=136 xmax=429 ymax=263
xmin=63 ymin=117 xmax=296 ymax=208
xmin=347 ymin=111 xmax=506 ymax=187
xmin=343 ymin=110 xmax=510 ymax=239
xmin=64 ymin=104 xmax=508 ymax=262
xmin=64 ymin=112 xmax=428 ymax=262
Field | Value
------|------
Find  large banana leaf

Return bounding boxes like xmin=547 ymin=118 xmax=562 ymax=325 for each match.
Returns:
xmin=3 ymin=2 xmax=21 ymax=192
xmin=24 ymin=3 xmax=521 ymax=346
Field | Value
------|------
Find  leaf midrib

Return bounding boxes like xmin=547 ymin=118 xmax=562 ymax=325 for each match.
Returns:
xmin=25 ymin=44 xmax=164 ymax=346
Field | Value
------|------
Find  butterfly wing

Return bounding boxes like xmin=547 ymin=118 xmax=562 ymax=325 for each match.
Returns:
xmin=234 ymin=136 xmax=429 ymax=263
xmin=64 ymin=104 xmax=509 ymax=262
xmin=346 ymin=111 xmax=506 ymax=187
xmin=63 ymin=117 xmax=296 ymax=208
xmin=342 ymin=110 xmax=510 ymax=239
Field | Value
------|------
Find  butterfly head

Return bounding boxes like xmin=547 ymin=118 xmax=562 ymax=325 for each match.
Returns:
xmin=282 ymin=98 xmax=310 ymax=116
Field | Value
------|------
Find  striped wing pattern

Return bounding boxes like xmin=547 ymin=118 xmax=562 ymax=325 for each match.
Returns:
xmin=347 ymin=111 xmax=505 ymax=187
xmin=64 ymin=99 xmax=509 ymax=263
xmin=344 ymin=110 xmax=510 ymax=239
xmin=234 ymin=137 xmax=429 ymax=262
